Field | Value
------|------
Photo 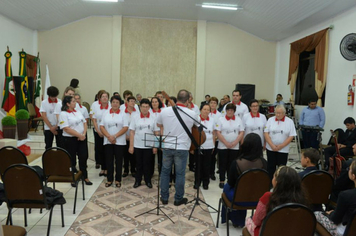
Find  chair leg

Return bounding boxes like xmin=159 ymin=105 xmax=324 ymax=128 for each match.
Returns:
xmin=40 ymin=208 xmax=43 ymax=214
xmin=24 ymin=208 xmax=27 ymax=227
xmin=29 ymin=208 xmax=31 ymax=214
xmin=74 ymin=183 xmax=78 ymax=214
xmin=47 ymin=206 xmax=54 ymax=236
xmin=61 ymin=204 xmax=65 ymax=227
xmin=6 ymin=208 xmax=12 ymax=225
xmin=216 ymin=198 xmax=221 ymax=228
xmin=53 ymin=182 xmax=55 ymax=189
xmin=226 ymin=208 xmax=230 ymax=236
xmin=82 ymin=178 xmax=85 ymax=200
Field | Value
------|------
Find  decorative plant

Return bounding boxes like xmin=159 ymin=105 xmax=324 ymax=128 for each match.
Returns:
xmin=15 ymin=109 xmax=30 ymax=120
xmin=2 ymin=116 xmax=17 ymax=126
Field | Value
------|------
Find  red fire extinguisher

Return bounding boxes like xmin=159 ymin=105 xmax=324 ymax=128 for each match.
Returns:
xmin=348 ymin=85 xmax=354 ymax=105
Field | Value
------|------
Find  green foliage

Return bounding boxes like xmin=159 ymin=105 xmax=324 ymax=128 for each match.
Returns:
xmin=15 ymin=109 xmax=30 ymax=120
xmin=2 ymin=116 xmax=17 ymax=126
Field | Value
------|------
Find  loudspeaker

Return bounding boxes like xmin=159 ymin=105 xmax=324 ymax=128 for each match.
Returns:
xmin=236 ymin=84 xmax=255 ymax=106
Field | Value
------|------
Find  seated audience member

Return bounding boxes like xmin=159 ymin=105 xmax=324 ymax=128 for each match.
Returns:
xmin=329 ymin=144 xmax=356 ymax=204
xmin=245 ymin=166 xmax=308 ymax=236
xmin=221 ymin=133 xmax=267 ymax=227
xmin=298 ymin=148 xmax=320 ymax=178
xmin=315 ymin=160 xmax=356 ymax=236
xmin=324 ymin=117 xmax=356 ymax=170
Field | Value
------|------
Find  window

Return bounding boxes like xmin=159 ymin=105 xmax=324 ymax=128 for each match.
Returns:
xmin=295 ymin=50 xmax=325 ymax=106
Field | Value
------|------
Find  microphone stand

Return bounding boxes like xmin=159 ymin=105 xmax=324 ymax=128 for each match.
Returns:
xmin=134 ymin=133 xmax=176 ymax=224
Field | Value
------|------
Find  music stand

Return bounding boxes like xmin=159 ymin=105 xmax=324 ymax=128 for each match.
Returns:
xmin=134 ymin=133 xmax=177 ymax=224
xmin=174 ymin=106 xmax=218 ymax=220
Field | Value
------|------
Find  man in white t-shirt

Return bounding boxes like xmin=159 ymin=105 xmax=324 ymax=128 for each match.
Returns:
xmin=221 ymin=90 xmax=249 ymax=119
xmin=156 ymin=89 xmax=197 ymax=206
xmin=40 ymin=86 xmax=62 ymax=149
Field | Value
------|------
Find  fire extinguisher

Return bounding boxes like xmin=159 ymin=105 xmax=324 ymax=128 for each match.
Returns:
xmin=348 ymin=85 xmax=354 ymax=105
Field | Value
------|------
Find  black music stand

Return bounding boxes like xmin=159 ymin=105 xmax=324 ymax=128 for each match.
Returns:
xmin=134 ymin=133 xmax=177 ymax=224
xmin=174 ymin=106 xmax=218 ymax=220
xmin=299 ymin=125 xmax=324 ymax=167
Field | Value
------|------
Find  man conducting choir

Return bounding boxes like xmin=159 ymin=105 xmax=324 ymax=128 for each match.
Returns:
xmin=156 ymin=89 xmax=198 ymax=206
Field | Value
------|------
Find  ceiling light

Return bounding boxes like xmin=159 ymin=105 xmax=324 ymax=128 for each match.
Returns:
xmin=83 ymin=0 xmax=122 ymax=2
xmin=197 ymin=3 xmax=242 ymax=11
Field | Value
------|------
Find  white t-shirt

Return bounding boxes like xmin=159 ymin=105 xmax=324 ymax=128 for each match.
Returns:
xmin=90 ymin=101 xmax=111 ymax=115
xmin=120 ymin=103 xmax=139 ymax=113
xmin=215 ymin=115 xmax=244 ymax=150
xmin=221 ymin=101 xmax=249 ymax=119
xmin=209 ymin=110 xmax=222 ymax=123
xmin=200 ymin=115 xmax=215 ymax=149
xmin=100 ymin=109 xmax=128 ymax=145
xmin=92 ymin=103 xmax=111 ymax=131
xmin=242 ymin=112 xmax=267 ymax=145
xmin=189 ymin=103 xmax=200 ymax=115
xmin=129 ymin=112 xmax=159 ymax=149
xmin=59 ymin=110 xmax=86 ymax=137
xmin=156 ymin=105 xmax=198 ymax=150
xmin=40 ymin=98 xmax=62 ymax=130
xmin=264 ymin=116 xmax=297 ymax=153
xmin=77 ymin=103 xmax=89 ymax=119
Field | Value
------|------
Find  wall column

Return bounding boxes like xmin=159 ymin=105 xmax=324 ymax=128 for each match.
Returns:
xmin=196 ymin=20 xmax=207 ymax=102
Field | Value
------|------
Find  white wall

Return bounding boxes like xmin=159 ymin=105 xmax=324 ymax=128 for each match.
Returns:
xmin=205 ymin=23 xmax=277 ymax=102
xmin=0 ymin=13 xmax=37 ymax=121
xmin=275 ymin=6 xmax=356 ymax=143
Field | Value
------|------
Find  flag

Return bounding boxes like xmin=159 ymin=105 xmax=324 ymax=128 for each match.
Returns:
xmin=1 ymin=50 xmax=16 ymax=117
xmin=43 ymin=64 xmax=51 ymax=100
xmin=18 ymin=51 xmax=30 ymax=109
xmin=34 ymin=57 xmax=42 ymax=117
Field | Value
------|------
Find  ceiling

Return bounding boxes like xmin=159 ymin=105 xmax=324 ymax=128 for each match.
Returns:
xmin=0 ymin=0 xmax=355 ymax=41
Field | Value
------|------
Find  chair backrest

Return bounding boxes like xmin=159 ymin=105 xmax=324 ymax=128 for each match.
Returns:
xmin=3 ymin=164 xmax=47 ymax=208
xmin=302 ymin=170 xmax=333 ymax=205
xmin=344 ymin=210 xmax=356 ymax=236
xmin=259 ymin=203 xmax=316 ymax=236
xmin=27 ymin=103 xmax=38 ymax=117
xmin=82 ymin=102 xmax=90 ymax=114
xmin=42 ymin=147 xmax=73 ymax=178
xmin=0 ymin=146 xmax=28 ymax=176
xmin=232 ymin=168 xmax=270 ymax=207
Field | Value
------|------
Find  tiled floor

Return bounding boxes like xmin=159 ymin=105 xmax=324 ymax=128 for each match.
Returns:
xmin=0 ymin=131 xmax=303 ymax=236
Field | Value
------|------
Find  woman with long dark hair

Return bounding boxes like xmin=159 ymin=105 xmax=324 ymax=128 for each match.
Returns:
xmin=245 ymin=166 xmax=308 ymax=235
xmin=59 ymin=96 xmax=92 ymax=185
xmin=220 ymin=133 xmax=267 ymax=227
xmin=315 ymin=160 xmax=356 ymax=236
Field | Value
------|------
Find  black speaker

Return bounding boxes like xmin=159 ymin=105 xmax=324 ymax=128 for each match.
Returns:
xmin=236 ymin=84 xmax=255 ymax=106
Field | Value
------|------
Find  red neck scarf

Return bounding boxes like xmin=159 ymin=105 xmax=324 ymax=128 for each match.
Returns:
xmin=100 ymin=103 xmax=109 ymax=110
xmin=200 ymin=114 xmax=209 ymax=121
xmin=232 ymin=101 xmax=241 ymax=106
xmin=251 ymin=112 xmax=260 ymax=118
xmin=110 ymin=108 xmax=120 ymax=114
xmin=152 ymin=109 xmax=161 ymax=113
xmin=48 ymin=98 xmax=57 ymax=103
xmin=225 ymin=115 xmax=235 ymax=121
xmin=67 ymin=109 xmax=76 ymax=113
xmin=140 ymin=112 xmax=150 ymax=118
xmin=275 ymin=116 xmax=285 ymax=122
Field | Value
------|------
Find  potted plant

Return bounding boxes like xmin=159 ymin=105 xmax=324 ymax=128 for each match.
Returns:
xmin=15 ymin=109 xmax=30 ymax=140
xmin=2 ymin=115 xmax=17 ymax=139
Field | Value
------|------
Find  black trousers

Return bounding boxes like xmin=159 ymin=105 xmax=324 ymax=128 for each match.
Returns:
xmin=123 ymin=140 xmax=136 ymax=174
xmin=44 ymin=128 xmax=63 ymax=149
xmin=63 ymin=136 xmax=89 ymax=179
xmin=105 ymin=144 xmax=125 ymax=182
xmin=210 ymin=141 xmax=219 ymax=175
xmin=93 ymin=129 xmax=106 ymax=170
xmin=302 ymin=130 xmax=319 ymax=149
xmin=266 ymin=150 xmax=288 ymax=180
xmin=189 ymin=152 xmax=195 ymax=170
xmin=195 ymin=149 xmax=212 ymax=186
xmin=135 ymin=148 xmax=154 ymax=183
xmin=218 ymin=149 xmax=239 ymax=182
